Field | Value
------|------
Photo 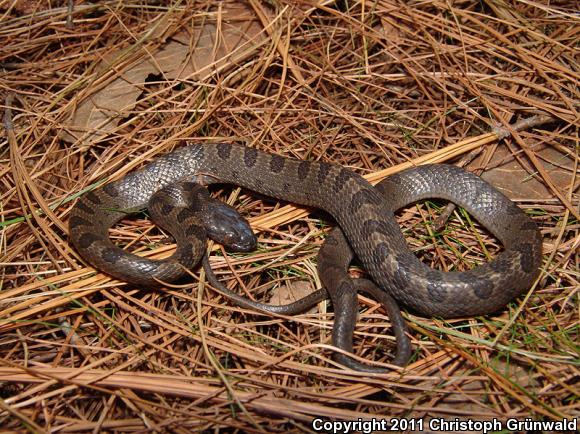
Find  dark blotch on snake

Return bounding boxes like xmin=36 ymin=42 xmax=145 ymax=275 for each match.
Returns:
xmin=362 ymin=219 xmax=393 ymax=238
xmin=317 ymin=162 xmax=331 ymax=184
xmin=298 ymin=160 xmax=310 ymax=179
xmin=101 ymin=247 xmax=123 ymax=264
xmin=78 ymin=233 xmax=102 ymax=249
xmin=516 ymin=242 xmax=535 ymax=273
xmin=490 ymin=256 xmax=511 ymax=274
xmin=75 ymin=200 xmax=95 ymax=215
xmin=472 ymin=278 xmax=493 ymax=299
xmin=178 ymin=243 xmax=195 ymax=265
xmin=270 ymin=155 xmax=285 ymax=173
xmin=519 ymin=220 xmax=537 ymax=231
xmin=186 ymin=223 xmax=204 ymax=238
xmin=334 ymin=168 xmax=354 ymax=193
xmin=160 ymin=202 xmax=174 ymax=215
xmin=69 ymin=215 xmax=92 ymax=229
xmin=374 ymin=242 xmax=391 ymax=261
xmin=187 ymin=194 xmax=205 ymax=212
xmin=348 ymin=189 xmax=381 ymax=215
xmin=86 ymin=192 xmax=102 ymax=205
xmin=392 ymin=252 xmax=414 ymax=288
xmin=244 ymin=147 xmax=258 ymax=168
xmin=103 ymin=183 xmax=119 ymax=197
xmin=217 ymin=143 xmax=232 ymax=160
xmin=177 ymin=208 xmax=195 ymax=224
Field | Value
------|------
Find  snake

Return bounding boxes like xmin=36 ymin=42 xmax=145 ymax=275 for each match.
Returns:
xmin=69 ymin=143 xmax=542 ymax=366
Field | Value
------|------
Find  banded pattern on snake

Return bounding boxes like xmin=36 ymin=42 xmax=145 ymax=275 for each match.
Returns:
xmin=69 ymin=143 xmax=542 ymax=319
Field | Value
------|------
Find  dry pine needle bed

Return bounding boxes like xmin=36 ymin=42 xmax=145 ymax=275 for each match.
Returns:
xmin=0 ymin=0 xmax=578 ymax=432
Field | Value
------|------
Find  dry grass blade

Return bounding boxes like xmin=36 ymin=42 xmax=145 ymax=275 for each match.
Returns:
xmin=1 ymin=0 xmax=578 ymax=431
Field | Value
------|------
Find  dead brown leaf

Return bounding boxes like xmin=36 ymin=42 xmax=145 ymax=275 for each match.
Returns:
xmin=268 ymin=280 xmax=319 ymax=314
xmin=470 ymin=145 xmax=576 ymax=200
xmin=62 ymin=4 xmax=264 ymax=145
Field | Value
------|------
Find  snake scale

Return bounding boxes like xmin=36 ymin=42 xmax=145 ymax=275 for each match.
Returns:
xmin=70 ymin=143 xmax=542 ymax=320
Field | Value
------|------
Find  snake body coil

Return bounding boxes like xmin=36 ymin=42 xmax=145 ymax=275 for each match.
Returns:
xmin=70 ymin=143 xmax=542 ymax=318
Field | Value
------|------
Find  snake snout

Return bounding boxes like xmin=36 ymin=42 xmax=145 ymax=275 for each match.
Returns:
xmin=226 ymin=230 xmax=257 ymax=252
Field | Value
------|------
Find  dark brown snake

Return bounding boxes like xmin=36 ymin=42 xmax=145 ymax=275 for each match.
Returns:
xmin=69 ymin=143 xmax=542 ymax=370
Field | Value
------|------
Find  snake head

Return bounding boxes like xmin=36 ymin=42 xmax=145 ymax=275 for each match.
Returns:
xmin=202 ymin=200 xmax=257 ymax=252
